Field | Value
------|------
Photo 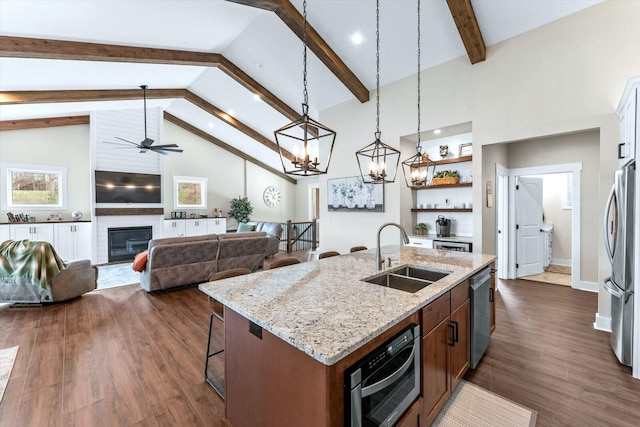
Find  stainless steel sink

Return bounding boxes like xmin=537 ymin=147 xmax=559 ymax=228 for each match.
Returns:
xmin=362 ymin=265 xmax=451 ymax=293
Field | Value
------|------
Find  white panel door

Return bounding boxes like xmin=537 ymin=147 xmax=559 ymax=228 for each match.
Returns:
xmin=516 ymin=177 xmax=544 ymax=277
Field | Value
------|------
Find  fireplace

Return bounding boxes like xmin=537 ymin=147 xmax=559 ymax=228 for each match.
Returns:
xmin=107 ymin=226 xmax=153 ymax=262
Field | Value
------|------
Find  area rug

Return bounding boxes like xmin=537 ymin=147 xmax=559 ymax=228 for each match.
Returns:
xmin=433 ymin=380 xmax=537 ymax=427
xmin=0 ymin=345 xmax=18 ymax=404
xmin=97 ymin=262 xmax=140 ymax=289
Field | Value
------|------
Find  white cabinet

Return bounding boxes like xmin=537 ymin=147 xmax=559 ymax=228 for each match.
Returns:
xmin=617 ymin=78 xmax=639 ymax=168
xmin=54 ymin=222 xmax=92 ymax=262
xmin=10 ymin=223 xmax=54 ymax=244
xmin=185 ymin=219 xmax=208 ymax=236
xmin=163 ymin=220 xmax=186 ymax=238
xmin=407 ymin=237 xmax=433 ymax=248
xmin=207 ymin=218 xmax=227 ymax=234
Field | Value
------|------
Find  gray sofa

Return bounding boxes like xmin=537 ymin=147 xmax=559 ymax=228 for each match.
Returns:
xmin=140 ymin=231 xmax=272 ymax=292
xmin=245 ymin=221 xmax=282 ymax=257
xmin=0 ymin=239 xmax=97 ymax=304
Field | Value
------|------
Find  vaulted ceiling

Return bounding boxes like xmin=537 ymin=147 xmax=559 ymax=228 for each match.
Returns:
xmin=0 ymin=0 xmax=602 ymax=179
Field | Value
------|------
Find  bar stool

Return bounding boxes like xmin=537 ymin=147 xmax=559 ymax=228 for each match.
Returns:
xmin=350 ymin=246 xmax=367 ymax=253
xmin=318 ymin=251 xmax=340 ymax=259
xmin=205 ymin=268 xmax=251 ymax=398
xmin=269 ymin=258 xmax=301 ymax=269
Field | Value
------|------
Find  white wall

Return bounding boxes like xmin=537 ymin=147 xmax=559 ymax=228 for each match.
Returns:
xmin=319 ymin=0 xmax=640 ymax=319
xmin=0 ymin=124 xmax=91 ymax=221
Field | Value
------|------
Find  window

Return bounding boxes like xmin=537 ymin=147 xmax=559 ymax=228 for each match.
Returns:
xmin=173 ymin=176 xmax=207 ymax=209
xmin=1 ymin=162 xmax=67 ymax=209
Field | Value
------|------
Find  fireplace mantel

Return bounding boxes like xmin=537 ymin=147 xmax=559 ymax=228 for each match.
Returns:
xmin=95 ymin=208 xmax=164 ymax=216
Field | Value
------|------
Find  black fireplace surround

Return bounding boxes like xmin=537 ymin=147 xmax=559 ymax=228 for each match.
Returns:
xmin=108 ymin=226 xmax=152 ymax=262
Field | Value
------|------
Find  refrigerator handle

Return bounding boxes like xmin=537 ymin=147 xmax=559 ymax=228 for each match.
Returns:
xmin=603 ymin=184 xmax=615 ymax=263
xmin=603 ymin=279 xmax=623 ymax=298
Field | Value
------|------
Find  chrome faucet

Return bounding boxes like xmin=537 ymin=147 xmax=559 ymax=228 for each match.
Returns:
xmin=376 ymin=222 xmax=410 ymax=270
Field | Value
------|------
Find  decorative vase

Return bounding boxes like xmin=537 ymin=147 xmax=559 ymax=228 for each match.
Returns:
xmin=346 ymin=197 xmax=356 ymax=209
xmin=366 ymin=196 xmax=376 ymax=209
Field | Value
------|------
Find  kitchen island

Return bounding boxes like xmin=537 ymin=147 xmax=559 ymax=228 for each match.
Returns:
xmin=199 ymin=245 xmax=495 ymax=426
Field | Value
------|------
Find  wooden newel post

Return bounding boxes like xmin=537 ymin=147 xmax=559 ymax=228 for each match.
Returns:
xmin=311 ymin=218 xmax=317 ymax=251
xmin=286 ymin=220 xmax=293 ymax=253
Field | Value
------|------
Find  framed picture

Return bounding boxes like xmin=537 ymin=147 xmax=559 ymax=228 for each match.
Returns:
xmin=459 ymin=143 xmax=473 ymax=157
xmin=328 ymin=176 xmax=384 ymax=212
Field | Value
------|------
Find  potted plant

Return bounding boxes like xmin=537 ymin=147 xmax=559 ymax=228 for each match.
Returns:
xmin=415 ymin=223 xmax=428 ymax=236
xmin=432 ymin=170 xmax=460 ymax=186
xmin=229 ymin=196 xmax=253 ymax=224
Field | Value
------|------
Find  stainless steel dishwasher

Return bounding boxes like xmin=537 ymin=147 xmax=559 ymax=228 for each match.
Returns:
xmin=469 ymin=266 xmax=491 ymax=369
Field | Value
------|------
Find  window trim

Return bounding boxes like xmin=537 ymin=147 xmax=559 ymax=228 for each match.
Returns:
xmin=173 ymin=175 xmax=207 ymax=209
xmin=1 ymin=162 xmax=68 ymax=210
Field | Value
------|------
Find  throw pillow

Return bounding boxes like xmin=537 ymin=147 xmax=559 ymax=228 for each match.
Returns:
xmin=132 ymin=250 xmax=149 ymax=272
xmin=236 ymin=223 xmax=256 ymax=233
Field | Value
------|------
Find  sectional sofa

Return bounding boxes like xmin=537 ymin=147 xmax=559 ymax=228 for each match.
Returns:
xmin=140 ymin=231 xmax=277 ymax=292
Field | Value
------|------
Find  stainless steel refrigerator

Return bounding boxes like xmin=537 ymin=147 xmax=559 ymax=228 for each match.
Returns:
xmin=603 ymin=160 xmax=635 ymax=366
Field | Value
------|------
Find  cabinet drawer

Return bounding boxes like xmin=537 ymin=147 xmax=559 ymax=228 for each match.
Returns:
xmin=451 ymin=280 xmax=469 ymax=311
xmin=422 ymin=291 xmax=450 ymax=335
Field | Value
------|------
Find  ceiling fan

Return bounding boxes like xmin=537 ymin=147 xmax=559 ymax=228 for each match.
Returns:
xmin=104 ymin=85 xmax=183 ymax=155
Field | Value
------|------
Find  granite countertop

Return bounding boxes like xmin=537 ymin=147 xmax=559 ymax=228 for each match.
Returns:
xmin=198 ymin=245 xmax=495 ymax=366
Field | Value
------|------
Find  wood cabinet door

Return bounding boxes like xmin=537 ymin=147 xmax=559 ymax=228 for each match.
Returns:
xmin=490 ymin=265 xmax=496 ymax=334
xmin=449 ymin=299 xmax=470 ymax=391
xmin=396 ymin=397 xmax=423 ymax=427
xmin=422 ymin=317 xmax=451 ymax=425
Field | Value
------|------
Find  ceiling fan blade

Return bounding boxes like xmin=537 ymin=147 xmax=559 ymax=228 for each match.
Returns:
xmin=102 ymin=141 xmax=131 ymax=146
xmin=152 ymin=147 xmax=183 ymax=153
xmin=153 ymin=149 xmax=169 ymax=156
xmin=114 ymin=136 xmax=140 ymax=146
xmin=151 ymin=144 xmax=180 ymax=149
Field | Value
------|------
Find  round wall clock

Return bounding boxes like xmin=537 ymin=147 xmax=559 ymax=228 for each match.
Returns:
xmin=263 ymin=186 xmax=281 ymax=207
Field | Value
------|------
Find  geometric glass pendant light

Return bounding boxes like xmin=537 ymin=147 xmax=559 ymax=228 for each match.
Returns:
xmin=274 ymin=0 xmax=336 ymax=176
xmin=402 ymin=0 xmax=435 ymax=188
xmin=356 ymin=0 xmax=400 ymax=184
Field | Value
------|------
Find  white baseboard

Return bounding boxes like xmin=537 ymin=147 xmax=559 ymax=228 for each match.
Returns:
xmin=575 ymin=281 xmax=598 ymax=292
xmin=594 ymin=313 xmax=612 ymax=332
xmin=551 ymin=258 xmax=571 ymax=266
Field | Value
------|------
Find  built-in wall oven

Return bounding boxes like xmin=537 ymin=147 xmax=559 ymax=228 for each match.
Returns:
xmin=433 ymin=240 xmax=472 ymax=252
xmin=345 ymin=324 xmax=420 ymax=427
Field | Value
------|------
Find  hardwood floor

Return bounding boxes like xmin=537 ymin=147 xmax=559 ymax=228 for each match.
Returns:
xmin=0 ymin=285 xmax=224 ymax=426
xmin=466 ymin=278 xmax=640 ymax=427
xmin=1 ymin=275 xmax=638 ymax=426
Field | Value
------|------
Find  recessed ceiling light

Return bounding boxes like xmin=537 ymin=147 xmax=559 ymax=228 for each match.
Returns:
xmin=253 ymin=94 xmax=261 ymax=101
xmin=351 ymin=33 xmax=364 ymax=45
xmin=434 ymin=129 xmax=442 ymax=135
xmin=208 ymin=122 xmax=215 ymax=128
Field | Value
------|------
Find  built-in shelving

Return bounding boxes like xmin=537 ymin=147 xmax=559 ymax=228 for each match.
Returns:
xmin=410 ymin=155 xmax=472 ymax=169
xmin=411 ymin=208 xmax=472 ymax=213
xmin=410 ymin=182 xmax=473 ymax=190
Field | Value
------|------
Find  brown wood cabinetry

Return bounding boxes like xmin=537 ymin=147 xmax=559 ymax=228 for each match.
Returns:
xmin=396 ymin=397 xmax=424 ymax=427
xmin=490 ymin=261 xmax=496 ymax=334
xmin=422 ymin=281 xmax=470 ymax=426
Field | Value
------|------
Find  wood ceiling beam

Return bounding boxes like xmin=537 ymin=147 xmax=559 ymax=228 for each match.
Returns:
xmin=164 ymin=112 xmax=296 ymax=184
xmin=227 ymin=0 xmax=370 ymax=103
xmin=446 ymin=0 xmax=486 ymax=64
xmin=0 ymin=89 xmax=186 ymax=104
xmin=0 ymin=115 xmax=89 ymax=131
xmin=0 ymin=88 xmax=295 ymax=162
xmin=0 ymin=36 xmax=300 ymax=122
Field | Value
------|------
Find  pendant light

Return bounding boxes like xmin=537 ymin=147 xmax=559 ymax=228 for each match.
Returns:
xmin=274 ymin=0 xmax=336 ymax=176
xmin=402 ymin=0 xmax=435 ymax=188
xmin=356 ymin=0 xmax=400 ymax=184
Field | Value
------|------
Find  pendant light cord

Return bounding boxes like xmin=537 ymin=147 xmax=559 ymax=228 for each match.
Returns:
xmin=416 ymin=0 xmax=421 ymax=152
xmin=375 ymin=0 xmax=380 ymax=135
xmin=302 ymin=0 xmax=308 ymax=107
xmin=142 ymin=85 xmax=148 ymax=139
